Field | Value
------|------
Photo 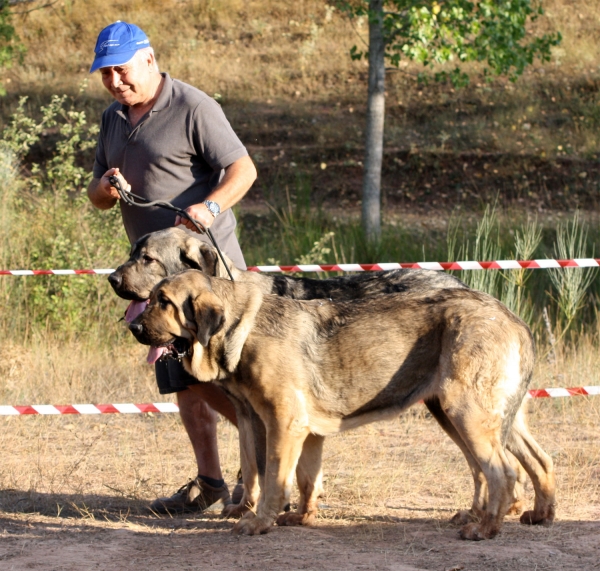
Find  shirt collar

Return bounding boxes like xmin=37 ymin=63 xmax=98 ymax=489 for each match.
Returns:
xmin=151 ymin=72 xmax=172 ymax=112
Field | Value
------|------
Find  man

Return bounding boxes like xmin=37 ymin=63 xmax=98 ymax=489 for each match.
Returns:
xmin=87 ymin=21 xmax=256 ymax=514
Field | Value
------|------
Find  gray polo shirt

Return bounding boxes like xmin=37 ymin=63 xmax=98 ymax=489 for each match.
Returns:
xmin=93 ymin=73 xmax=248 ymax=268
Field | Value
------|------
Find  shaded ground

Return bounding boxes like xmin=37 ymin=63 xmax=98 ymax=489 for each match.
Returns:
xmin=10 ymin=96 xmax=600 ymax=216
xmin=227 ymin=103 xmax=598 ymax=212
xmin=1 ymin=396 xmax=599 ymax=571
xmin=1 ymin=511 xmax=599 ymax=571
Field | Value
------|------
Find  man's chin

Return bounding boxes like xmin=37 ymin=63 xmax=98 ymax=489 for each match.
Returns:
xmin=113 ymin=91 xmax=137 ymax=106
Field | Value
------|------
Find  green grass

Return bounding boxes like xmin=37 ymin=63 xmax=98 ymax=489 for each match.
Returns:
xmin=0 ymin=0 xmax=597 ymax=354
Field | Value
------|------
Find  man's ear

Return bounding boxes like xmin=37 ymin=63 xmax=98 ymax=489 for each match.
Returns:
xmin=179 ymin=236 xmax=219 ymax=276
xmin=191 ymin=294 xmax=225 ymax=347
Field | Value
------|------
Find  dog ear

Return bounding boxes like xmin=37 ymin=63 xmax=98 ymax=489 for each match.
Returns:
xmin=179 ymin=236 xmax=220 ymax=275
xmin=191 ymin=294 xmax=225 ymax=347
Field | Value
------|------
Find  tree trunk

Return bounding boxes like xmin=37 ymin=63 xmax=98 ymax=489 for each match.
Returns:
xmin=362 ymin=0 xmax=385 ymax=242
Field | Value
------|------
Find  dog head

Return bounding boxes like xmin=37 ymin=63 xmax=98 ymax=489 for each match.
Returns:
xmin=128 ymin=270 xmax=227 ymax=378
xmin=108 ymin=227 xmax=235 ymax=301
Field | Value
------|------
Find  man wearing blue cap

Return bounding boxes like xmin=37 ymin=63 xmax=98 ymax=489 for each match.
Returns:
xmin=87 ymin=21 xmax=257 ymax=514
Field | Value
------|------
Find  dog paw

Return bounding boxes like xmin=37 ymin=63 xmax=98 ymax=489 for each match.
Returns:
xmin=221 ymin=501 xmax=252 ymax=519
xmin=519 ymin=508 xmax=555 ymax=526
xmin=232 ymin=514 xmax=274 ymax=535
xmin=459 ymin=522 xmax=499 ymax=541
xmin=450 ymin=510 xmax=476 ymax=525
xmin=506 ymin=500 xmax=525 ymax=516
xmin=276 ymin=511 xmax=315 ymax=527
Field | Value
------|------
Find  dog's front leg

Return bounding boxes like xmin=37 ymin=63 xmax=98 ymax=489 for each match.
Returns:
xmin=277 ymin=433 xmax=324 ymax=527
xmin=233 ymin=418 xmax=309 ymax=535
xmin=222 ymin=400 xmax=261 ymax=518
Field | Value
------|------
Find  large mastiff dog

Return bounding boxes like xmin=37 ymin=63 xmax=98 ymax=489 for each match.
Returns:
xmin=109 ymin=228 xmax=554 ymax=528
xmin=108 ymin=227 xmax=467 ymax=303
xmin=129 ymin=269 xmax=555 ymax=539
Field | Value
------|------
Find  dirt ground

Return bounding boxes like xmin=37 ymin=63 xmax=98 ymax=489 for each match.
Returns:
xmin=1 ymin=511 xmax=599 ymax=571
xmin=1 ymin=394 xmax=599 ymax=571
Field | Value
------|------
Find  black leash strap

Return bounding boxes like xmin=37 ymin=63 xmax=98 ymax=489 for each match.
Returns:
xmin=108 ymin=175 xmax=235 ymax=282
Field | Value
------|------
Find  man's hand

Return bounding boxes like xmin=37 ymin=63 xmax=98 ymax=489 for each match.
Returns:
xmin=174 ymin=202 xmax=214 ymax=234
xmin=87 ymin=168 xmax=131 ymax=210
xmin=174 ymin=155 xmax=257 ymax=233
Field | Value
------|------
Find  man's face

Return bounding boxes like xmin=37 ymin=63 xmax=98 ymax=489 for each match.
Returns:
xmin=100 ymin=52 xmax=154 ymax=107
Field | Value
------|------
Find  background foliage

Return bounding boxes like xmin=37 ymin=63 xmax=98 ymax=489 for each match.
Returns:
xmin=341 ymin=0 xmax=562 ymax=87
xmin=0 ymin=0 xmax=597 ymax=353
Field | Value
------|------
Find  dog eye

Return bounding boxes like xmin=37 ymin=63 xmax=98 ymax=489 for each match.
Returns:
xmin=157 ymin=293 xmax=170 ymax=308
xmin=143 ymin=255 xmax=155 ymax=263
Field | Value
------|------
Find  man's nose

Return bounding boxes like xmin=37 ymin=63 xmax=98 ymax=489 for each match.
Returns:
xmin=106 ymin=69 xmax=121 ymax=88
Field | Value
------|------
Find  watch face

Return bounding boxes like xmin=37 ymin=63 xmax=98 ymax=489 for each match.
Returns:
xmin=205 ymin=201 xmax=220 ymax=216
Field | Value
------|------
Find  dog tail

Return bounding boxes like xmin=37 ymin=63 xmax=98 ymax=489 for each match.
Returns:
xmin=501 ymin=325 xmax=535 ymax=445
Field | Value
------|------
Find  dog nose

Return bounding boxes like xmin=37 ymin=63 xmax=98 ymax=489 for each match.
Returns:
xmin=129 ymin=323 xmax=143 ymax=335
xmin=108 ymin=272 xmax=122 ymax=288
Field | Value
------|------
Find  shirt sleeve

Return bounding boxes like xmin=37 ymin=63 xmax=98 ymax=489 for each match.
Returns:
xmin=190 ymin=96 xmax=248 ymax=171
xmin=92 ymin=110 xmax=108 ymax=179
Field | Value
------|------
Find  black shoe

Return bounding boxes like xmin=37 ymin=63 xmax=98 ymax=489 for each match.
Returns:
xmin=149 ymin=477 xmax=231 ymax=515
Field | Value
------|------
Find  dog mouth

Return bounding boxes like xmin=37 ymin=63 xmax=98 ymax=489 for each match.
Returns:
xmin=124 ymin=300 xmax=149 ymax=322
xmin=123 ymin=301 xmax=192 ymax=364
xmin=146 ymin=337 xmax=192 ymax=365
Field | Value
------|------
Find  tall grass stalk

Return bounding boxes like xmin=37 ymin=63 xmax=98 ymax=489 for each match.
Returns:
xmin=448 ymin=205 xmax=502 ymax=298
xmin=548 ymin=212 xmax=598 ymax=341
xmin=500 ymin=217 xmax=542 ymax=325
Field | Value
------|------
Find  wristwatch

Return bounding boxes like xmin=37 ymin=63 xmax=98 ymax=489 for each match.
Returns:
xmin=203 ymin=200 xmax=221 ymax=218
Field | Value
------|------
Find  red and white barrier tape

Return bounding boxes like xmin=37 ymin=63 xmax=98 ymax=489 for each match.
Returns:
xmin=0 ymin=403 xmax=180 ymax=416
xmin=1 ymin=387 xmax=598 ymax=416
xmin=0 ymin=269 xmax=115 ymax=275
xmin=1 ymin=259 xmax=600 ymax=275
xmin=248 ymin=259 xmax=600 ymax=272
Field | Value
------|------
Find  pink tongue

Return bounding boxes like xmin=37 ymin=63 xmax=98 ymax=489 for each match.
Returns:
xmin=124 ymin=301 xmax=166 ymax=364
xmin=124 ymin=300 xmax=149 ymax=323
xmin=147 ymin=346 xmax=168 ymax=365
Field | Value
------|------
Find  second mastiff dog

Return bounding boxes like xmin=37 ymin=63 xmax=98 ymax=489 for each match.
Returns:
xmin=128 ymin=269 xmax=555 ymax=540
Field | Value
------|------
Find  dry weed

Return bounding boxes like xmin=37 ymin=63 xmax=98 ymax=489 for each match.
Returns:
xmin=0 ymin=331 xmax=598 ymax=529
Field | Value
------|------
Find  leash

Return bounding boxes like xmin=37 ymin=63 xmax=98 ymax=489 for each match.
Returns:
xmin=108 ymin=175 xmax=235 ymax=282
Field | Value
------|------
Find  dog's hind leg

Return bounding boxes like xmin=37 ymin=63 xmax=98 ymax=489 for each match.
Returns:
xmin=425 ymin=398 xmax=487 ymax=524
xmin=506 ymin=407 xmax=556 ymax=526
xmin=277 ymin=433 xmax=324 ymax=527
xmin=506 ymin=451 xmax=527 ymax=516
xmin=442 ymin=396 xmax=518 ymax=540
xmin=425 ymin=398 xmax=526 ymax=523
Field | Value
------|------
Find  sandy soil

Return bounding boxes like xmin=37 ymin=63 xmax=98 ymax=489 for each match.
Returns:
xmin=1 ymin=508 xmax=599 ymax=571
xmin=1 ymin=397 xmax=599 ymax=571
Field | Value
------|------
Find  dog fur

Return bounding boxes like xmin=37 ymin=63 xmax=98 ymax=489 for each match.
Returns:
xmin=111 ymin=227 xmax=554 ymax=531
xmin=108 ymin=227 xmax=468 ymax=302
xmin=109 ymin=228 xmax=528 ymax=522
xmin=129 ymin=269 xmax=556 ymax=539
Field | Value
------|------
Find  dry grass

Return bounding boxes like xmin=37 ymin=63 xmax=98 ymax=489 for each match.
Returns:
xmin=0 ymin=328 xmax=598 ymax=569
xmin=0 ymin=330 xmax=598 ymax=523
xmin=2 ymin=0 xmax=598 ymax=216
xmin=0 ymin=4 xmax=599 ymax=566
xmin=0 ymin=377 xmax=598 ymax=568
xmin=9 ymin=0 xmax=360 ymax=101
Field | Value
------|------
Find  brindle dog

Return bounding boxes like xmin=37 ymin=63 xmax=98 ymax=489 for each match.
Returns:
xmin=129 ymin=270 xmax=555 ymax=539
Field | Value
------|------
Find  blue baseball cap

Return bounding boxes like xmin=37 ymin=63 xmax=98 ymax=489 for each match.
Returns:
xmin=90 ymin=21 xmax=150 ymax=73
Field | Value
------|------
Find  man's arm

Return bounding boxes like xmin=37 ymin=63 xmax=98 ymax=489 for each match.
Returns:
xmin=87 ymin=168 xmax=130 ymax=210
xmin=175 ymin=155 xmax=257 ymax=232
